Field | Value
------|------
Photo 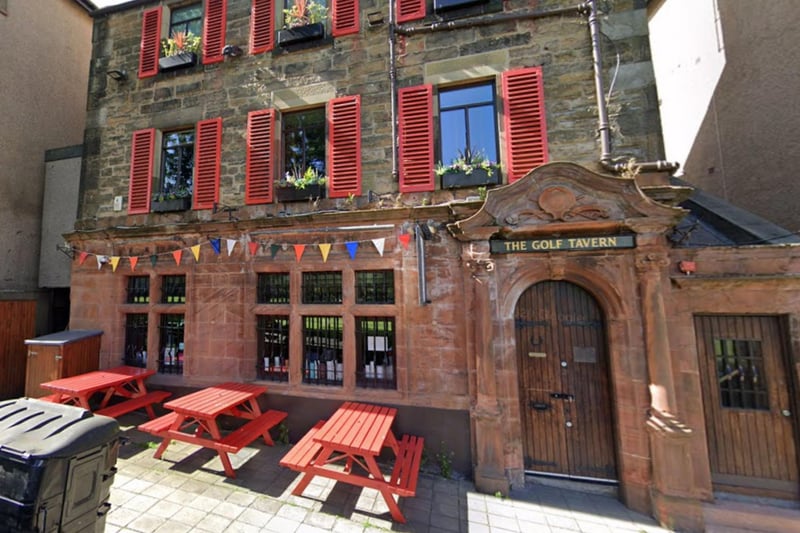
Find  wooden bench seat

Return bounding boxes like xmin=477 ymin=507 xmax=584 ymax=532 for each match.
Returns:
xmin=137 ymin=411 xmax=180 ymax=435
xmin=219 ymin=409 xmax=287 ymax=449
xmin=96 ymin=390 xmax=172 ymax=419
xmin=279 ymin=420 xmax=326 ymax=471
xmin=389 ymin=434 xmax=424 ymax=497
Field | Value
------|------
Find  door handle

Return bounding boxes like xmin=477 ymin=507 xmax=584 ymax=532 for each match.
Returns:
xmin=530 ymin=401 xmax=550 ymax=411
xmin=550 ymin=392 xmax=575 ymax=401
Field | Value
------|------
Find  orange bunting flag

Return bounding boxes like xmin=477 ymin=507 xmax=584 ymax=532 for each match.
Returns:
xmin=110 ymin=256 xmax=121 ymax=272
xmin=293 ymin=244 xmax=306 ymax=262
xmin=191 ymin=244 xmax=201 ymax=262
xmin=172 ymin=250 xmax=182 ymax=265
xmin=399 ymin=233 xmax=412 ymax=249
xmin=372 ymin=238 xmax=386 ymax=256
xmin=129 ymin=256 xmax=138 ymax=271
xmin=318 ymin=243 xmax=331 ymax=262
xmin=78 ymin=251 xmax=88 ymax=265
xmin=248 ymin=241 xmax=259 ymax=256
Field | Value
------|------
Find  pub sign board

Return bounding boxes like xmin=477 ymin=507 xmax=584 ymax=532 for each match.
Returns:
xmin=490 ymin=235 xmax=635 ymax=253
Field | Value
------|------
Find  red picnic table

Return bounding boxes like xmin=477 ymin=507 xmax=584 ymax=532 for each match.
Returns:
xmin=39 ymin=365 xmax=169 ymax=418
xmin=280 ymin=401 xmax=424 ymax=523
xmin=137 ymin=382 xmax=287 ymax=478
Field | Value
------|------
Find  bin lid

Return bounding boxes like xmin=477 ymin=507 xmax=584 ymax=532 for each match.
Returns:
xmin=0 ymin=398 xmax=118 ymax=460
xmin=24 ymin=329 xmax=103 ymax=346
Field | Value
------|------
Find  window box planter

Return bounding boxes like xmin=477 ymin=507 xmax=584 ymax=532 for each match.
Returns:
xmin=275 ymin=184 xmax=326 ymax=202
xmin=441 ymin=168 xmax=501 ymax=189
xmin=151 ymin=197 xmax=192 ymax=213
xmin=158 ymin=52 xmax=197 ymax=72
xmin=277 ymin=22 xmax=325 ymax=47
xmin=434 ymin=0 xmax=488 ymax=12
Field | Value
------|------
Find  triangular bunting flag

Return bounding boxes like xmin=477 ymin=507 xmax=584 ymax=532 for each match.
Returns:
xmin=191 ymin=244 xmax=201 ymax=262
xmin=248 ymin=241 xmax=259 ymax=256
xmin=318 ymin=243 xmax=332 ymax=263
xmin=345 ymin=241 xmax=358 ymax=260
xmin=270 ymin=244 xmax=280 ymax=259
xmin=372 ymin=238 xmax=385 ymax=257
xmin=399 ymin=233 xmax=412 ymax=249
xmin=172 ymin=250 xmax=182 ymax=265
xmin=293 ymin=244 xmax=306 ymax=262
xmin=210 ymin=238 xmax=221 ymax=255
xmin=129 ymin=256 xmax=138 ymax=271
xmin=226 ymin=239 xmax=236 ymax=256
xmin=96 ymin=255 xmax=106 ymax=270
xmin=110 ymin=256 xmax=121 ymax=272
xmin=78 ymin=251 xmax=88 ymax=265
xmin=150 ymin=254 xmax=158 ymax=267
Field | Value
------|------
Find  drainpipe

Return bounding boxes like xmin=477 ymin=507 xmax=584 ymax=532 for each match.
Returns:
xmin=584 ymin=0 xmax=679 ymax=174
xmin=389 ymin=0 xmax=399 ymax=181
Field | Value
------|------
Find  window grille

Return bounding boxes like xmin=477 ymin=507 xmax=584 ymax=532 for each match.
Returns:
xmin=356 ymin=317 xmax=396 ymax=389
xmin=257 ymin=316 xmax=289 ymax=381
xmin=124 ymin=314 xmax=148 ymax=368
xmin=158 ymin=314 xmax=184 ymax=374
xmin=127 ymin=276 xmax=150 ymax=304
xmin=355 ymin=270 xmax=394 ymax=304
xmin=161 ymin=275 xmax=186 ymax=303
xmin=257 ymin=273 xmax=290 ymax=304
xmin=302 ymin=315 xmax=342 ymax=386
xmin=302 ymin=271 xmax=342 ymax=304
xmin=714 ymin=338 xmax=769 ymax=410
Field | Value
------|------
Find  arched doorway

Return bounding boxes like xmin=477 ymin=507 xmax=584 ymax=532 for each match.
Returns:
xmin=515 ymin=280 xmax=617 ymax=481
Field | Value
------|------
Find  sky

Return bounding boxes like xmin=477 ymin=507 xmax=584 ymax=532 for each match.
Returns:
xmin=92 ymin=0 xmax=128 ymax=8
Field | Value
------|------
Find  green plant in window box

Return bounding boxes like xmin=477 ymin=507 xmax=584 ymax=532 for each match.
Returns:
xmin=152 ymin=187 xmax=192 ymax=212
xmin=436 ymin=148 xmax=502 ymax=189
xmin=283 ymin=0 xmax=328 ymax=28
xmin=276 ymin=166 xmax=327 ymax=201
xmin=159 ymin=30 xmax=201 ymax=72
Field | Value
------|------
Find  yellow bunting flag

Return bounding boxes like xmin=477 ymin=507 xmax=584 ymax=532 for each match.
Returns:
xmin=110 ymin=257 xmax=121 ymax=272
xmin=293 ymin=244 xmax=306 ymax=262
xmin=318 ymin=243 xmax=331 ymax=262
xmin=191 ymin=244 xmax=201 ymax=262
xmin=172 ymin=250 xmax=182 ymax=265
xmin=129 ymin=256 xmax=138 ymax=271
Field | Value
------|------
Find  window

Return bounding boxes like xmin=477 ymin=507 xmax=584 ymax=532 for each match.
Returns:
xmin=283 ymin=108 xmax=326 ymax=181
xmin=714 ymin=338 xmax=769 ymax=410
xmin=124 ymin=314 xmax=149 ymax=368
xmin=159 ymin=314 xmax=185 ymax=374
xmin=356 ymin=317 xmax=395 ymax=389
xmin=169 ymin=4 xmax=202 ymax=36
xmin=257 ymin=316 xmax=289 ymax=381
xmin=257 ymin=273 xmax=291 ymax=304
xmin=438 ymin=82 xmax=499 ymax=169
xmin=356 ymin=270 xmax=394 ymax=304
xmin=127 ymin=276 xmax=150 ymax=304
xmin=303 ymin=315 xmax=343 ymax=385
xmin=161 ymin=275 xmax=186 ymax=304
xmin=160 ymin=129 xmax=194 ymax=201
xmin=251 ymin=0 xmax=359 ymax=54
xmin=302 ymin=271 xmax=342 ymax=304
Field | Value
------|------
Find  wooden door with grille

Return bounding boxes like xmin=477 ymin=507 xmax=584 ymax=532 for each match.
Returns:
xmin=516 ymin=281 xmax=617 ymax=481
xmin=695 ymin=315 xmax=799 ymax=498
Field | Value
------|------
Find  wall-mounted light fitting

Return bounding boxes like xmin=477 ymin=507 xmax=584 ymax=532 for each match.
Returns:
xmin=106 ymin=69 xmax=127 ymax=81
xmin=222 ymin=44 xmax=243 ymax=58
xmin=367 ymin=11 xmax=385 ymax=26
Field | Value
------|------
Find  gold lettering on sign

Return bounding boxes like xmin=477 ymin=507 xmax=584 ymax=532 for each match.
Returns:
xmin=528 ymin=352 xmax=547 ymax=358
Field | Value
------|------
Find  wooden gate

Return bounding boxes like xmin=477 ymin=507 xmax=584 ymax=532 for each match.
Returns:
xmin=695 ymin=315 xmax=799 ymax=498
xmin=516 ymin=281 xmax=617 ymax=480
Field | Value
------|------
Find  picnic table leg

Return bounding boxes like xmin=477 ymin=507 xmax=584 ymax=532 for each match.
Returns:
xmin=291 ymin=447 xmax=334 ymax=496
xmin=154 ymin=438 xmax=171 ymax=459
xmin=218 ymin=451 xmax=236 ymax=478
xmin=364 ymin=455 xmax=406 ymax=523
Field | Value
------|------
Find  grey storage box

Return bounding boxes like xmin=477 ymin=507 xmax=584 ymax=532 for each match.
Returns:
xmin=0 ymin=398 xmax=119 ymax=532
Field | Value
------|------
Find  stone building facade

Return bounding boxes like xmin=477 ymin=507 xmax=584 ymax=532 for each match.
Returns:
xmin=68 ymin=1 xmax=800 ymax=530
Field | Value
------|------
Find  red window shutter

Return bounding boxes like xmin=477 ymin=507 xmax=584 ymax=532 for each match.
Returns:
xmin=328 ymin=95 xmax=362 ymax=198
xmin=396 ymin=0 xmax=425 ymax=23
xmin=250 ymin=0 xmax=274 ymax=54
xmin=194 ymin=118 xmax=223 ymax=209
xmin=139 ymin=7 xmax=162 ymax=78
xmin=128 ymin=129 xmax=155 ymax=214
xmin=332 ymin=0 xmax=359 ymax=37
xmin=398 ymin=85 xmax=434 ymax=193
xmin=203 ymin=0 xmax=227 ymax=64
xmin=245 ymin=109 xmax=276 ymax=204
xmin=502 ymin=66 xmax=549 ymax=182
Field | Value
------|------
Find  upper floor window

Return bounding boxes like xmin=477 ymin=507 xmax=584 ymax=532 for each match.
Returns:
xmin=302 ymin=271 xmax=342 ymax=304
xmin=251 ymin=0 xmax=359 ymax=54
xmin=438 ymin=82 xmax=499 ymax=170
xmin=283 ymin=107 xmax=326 ymax=183
xmin=160 ymin=129 xmax=195 ymax=202
xmin=170 ymin=4 xmax=202 ymax=36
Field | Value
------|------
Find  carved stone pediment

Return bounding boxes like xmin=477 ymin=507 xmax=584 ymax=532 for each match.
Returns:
xmin=448 ymin=162 xmax=687 ymax=241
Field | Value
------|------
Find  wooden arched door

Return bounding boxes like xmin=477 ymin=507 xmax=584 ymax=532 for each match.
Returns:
xmin=515 ymin=281 xmax=617 ymax=480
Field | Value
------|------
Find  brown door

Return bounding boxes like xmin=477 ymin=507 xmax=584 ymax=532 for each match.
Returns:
xmin=516 ymin=281 xmax=617 ymax=480
xmin=695 ymin=315 xmax=799 ymax=498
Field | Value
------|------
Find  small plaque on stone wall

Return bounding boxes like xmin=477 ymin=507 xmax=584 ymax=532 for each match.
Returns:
xmin=573 ymin=347 xmax=597 ymax=363
xmin=528 ymin=352 xmax=547 ymax=358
